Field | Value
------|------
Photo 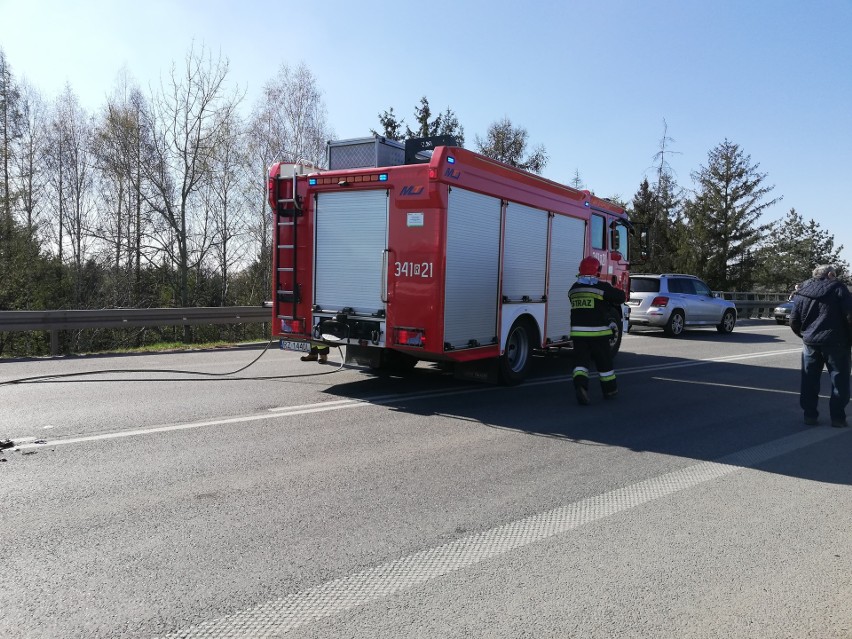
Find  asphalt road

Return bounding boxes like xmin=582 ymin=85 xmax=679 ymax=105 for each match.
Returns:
xmin=1 ymin=320 xmax=850 ymax=639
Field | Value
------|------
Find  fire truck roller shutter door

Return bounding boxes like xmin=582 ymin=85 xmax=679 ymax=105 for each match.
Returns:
xmin=502 ymin=202 xmax=548 ymax=302
xmin=546 ymin=215 xmax=586 ymax=342
xmin=315 ymin=190 xmax=389 ymax=315
xmin=444 ymin=188 xmax=501 ymax=350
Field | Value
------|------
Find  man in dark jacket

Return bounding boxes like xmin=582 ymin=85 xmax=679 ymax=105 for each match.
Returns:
xmin=569 ymin=256 xmax=626 ymax=405
xmin=790 ymin=264 xmax=852 ymax=427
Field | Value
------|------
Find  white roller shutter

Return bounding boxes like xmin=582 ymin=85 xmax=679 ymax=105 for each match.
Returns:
xmin=503 ymin=202 xmax=548 ymax=301
xmin=444 ymin=188 xmax=501 ymax=349
xmin=315 ymin=190 xmax=388 ymax=314
xmin=546 ymin=214 xmax=586 ymax=341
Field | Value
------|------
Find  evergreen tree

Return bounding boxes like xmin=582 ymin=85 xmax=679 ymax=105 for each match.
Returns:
xmin=410 ymin=96 xmax=433 ymax=138
xmin=374 ymin=106 xmax=404 ymax=141
xmin=753 ymin=208 xmax=848 ymax=291
xmin=628 ymin=175 xmax=682 ymax=274
xmin=372 ymin=97 xmax=465 ymax=146
xmin=628 ymin=178 xmax=655 ymax=271
xmin=0 ymin=214 xmax=63 ymax=310
xmin=681 ymin=139 xmax=778 ymax=290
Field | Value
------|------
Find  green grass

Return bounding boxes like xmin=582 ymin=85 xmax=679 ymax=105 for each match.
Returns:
xmin=76 ymin=340 xmax=268 ymax=356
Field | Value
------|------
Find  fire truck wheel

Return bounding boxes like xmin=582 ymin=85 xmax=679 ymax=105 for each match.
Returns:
xmin=499 ymin=318 xmax=535 ymax=385
xmin=607 ymin=310 xmax=623 ymax=358
xmin=371 ymin=349 xmax=418 ymax=373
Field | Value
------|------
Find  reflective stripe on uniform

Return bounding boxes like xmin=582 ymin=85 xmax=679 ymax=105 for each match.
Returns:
xmin=570 ymin=328 xmax=613 ymax=337
xmin=569 ymin=287 xmax=605 ymax=297
xmin=571 ymin=325 xmax=611 ymax=333
xmin=599 ymin=370 xmax=616 ymax=382
xmin=572 ymin=366 xmax=589 ymax=379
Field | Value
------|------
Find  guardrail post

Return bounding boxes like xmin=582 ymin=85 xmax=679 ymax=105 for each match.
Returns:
xmin=50 ymin=330 xmax=59 ymax=356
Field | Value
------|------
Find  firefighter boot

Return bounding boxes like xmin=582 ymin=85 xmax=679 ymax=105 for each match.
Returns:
xmin=573 ymin=368 xmax=590 ymax=405
xmin=600 ymin=371 xmax=618 ymax=400
xmin=573 ymin=380 xmax=590 ymax=406
xmin=300 ymin=349 xmax=319 ymax=362
xmin=318 ymin=350 xmax=328 ymax=364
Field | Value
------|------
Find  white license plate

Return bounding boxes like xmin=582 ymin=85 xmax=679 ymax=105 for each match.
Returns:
xmin=280 ymin=339 xmax=312 ymax=353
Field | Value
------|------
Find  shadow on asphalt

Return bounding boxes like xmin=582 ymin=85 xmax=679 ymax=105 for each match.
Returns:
xmin=322 ymin=326 xmax=852 ymax=487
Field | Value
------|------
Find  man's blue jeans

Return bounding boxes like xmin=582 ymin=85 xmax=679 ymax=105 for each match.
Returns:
xmin=801 ymin=343 xmax=851 ymax=421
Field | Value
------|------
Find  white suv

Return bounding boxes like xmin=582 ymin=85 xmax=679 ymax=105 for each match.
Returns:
xmin=628 ymin=274 xmax=737 ymax=336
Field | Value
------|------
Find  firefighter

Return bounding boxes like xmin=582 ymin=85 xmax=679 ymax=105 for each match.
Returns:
xmin=569 ymin=256 xmax=626 ymax=405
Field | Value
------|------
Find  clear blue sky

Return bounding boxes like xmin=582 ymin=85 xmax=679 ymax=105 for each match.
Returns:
xmin=2 ymin=0 xmax=851 ymax=262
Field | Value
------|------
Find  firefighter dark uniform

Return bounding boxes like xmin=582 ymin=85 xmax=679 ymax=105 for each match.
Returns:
xmin=569 ymin=256 xmax=626 ymax=405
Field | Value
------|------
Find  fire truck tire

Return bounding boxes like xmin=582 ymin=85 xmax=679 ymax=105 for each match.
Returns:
xmin=607 ymin=309 xmax=623 ymax=358
xmin=389 ymin=351 xmax=419 ymax=372
xmin=498 ymin=318 xmax=535 ymax=385
xmin=371 ymin=349 xmax=418 ymax=373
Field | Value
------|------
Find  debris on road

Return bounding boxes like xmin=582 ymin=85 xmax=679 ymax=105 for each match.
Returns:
xmin=0 ymin=439 xmax=13 ymax=450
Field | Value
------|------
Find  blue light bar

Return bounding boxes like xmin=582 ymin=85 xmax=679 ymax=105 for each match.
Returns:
xmin=447 ymin=156 xmax=455 ymax=164
xmin=309 ymin=178 xmax=317 ymax=185
xmin=379 ymin=173 xmax=388 ymax=181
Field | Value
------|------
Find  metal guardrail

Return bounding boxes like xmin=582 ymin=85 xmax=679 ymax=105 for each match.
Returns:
xmin=715 ymin=291 xmax=789 ymax=320
xmin=0 ymin=293 xmax=788 ymax=356
xmin=0 ymin=306 xmax=271 ymax=356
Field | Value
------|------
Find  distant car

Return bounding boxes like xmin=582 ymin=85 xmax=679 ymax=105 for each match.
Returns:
xmin=627 ymin=274 xmax=737 ymax=336
xmin=774 ymin=301 xmax=794 ymax=325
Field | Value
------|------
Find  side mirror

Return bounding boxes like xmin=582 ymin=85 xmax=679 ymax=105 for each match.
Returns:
xmin=630 ymin=223 xmax=649 ymax=264
xmin=610 ymin=227 xmax=620 ymax=251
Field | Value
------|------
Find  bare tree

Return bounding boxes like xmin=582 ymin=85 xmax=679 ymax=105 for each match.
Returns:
xmin=474 ymin=117 xmax=547 ymax=174
xmin=12 ymin=79 xmax=48 ymax=235
xmin=142 ymin=42 xmax=242 ymax=323
xmin=570 ymin=169 xmax=584 ymax=189
xmin=44 ymin=84 xmax=96 ymax=305
xmin=91 ymin=71 xmax=156 ymax=306
xmin=245 ymin=61 xmax=333 ymax=302
xmin=204 ymin=108 xmax=251 ymax=305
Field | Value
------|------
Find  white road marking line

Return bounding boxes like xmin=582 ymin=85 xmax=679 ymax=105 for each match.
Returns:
xmin=18 ymin=347 xmax=803 ymax=450
xmin=652 ymin=376 xmax=801 ymax=395
xmin=527 ymin=346 xmax=801 ymax=387
xmin=158 ymin=427 xmax=846 ymax=638
xmin=267 ymin=399 xmax=358 ymax=412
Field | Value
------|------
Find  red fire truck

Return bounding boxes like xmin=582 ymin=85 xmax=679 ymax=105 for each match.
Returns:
xmin=267 ymin=135 xmax=633 ymax=384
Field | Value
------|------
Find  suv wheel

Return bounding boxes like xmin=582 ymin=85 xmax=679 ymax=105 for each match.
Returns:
xmin=716 ymin=309 xmax=736 ymax=334
xmin=664 ymin=310 xmax=685 ymax=337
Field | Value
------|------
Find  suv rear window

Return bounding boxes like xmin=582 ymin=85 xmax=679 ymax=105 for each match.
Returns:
xmin=667 ymin=278 xmax=695 ymax=294
xmin=630 ymin=278 xmax=660 ymax=293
